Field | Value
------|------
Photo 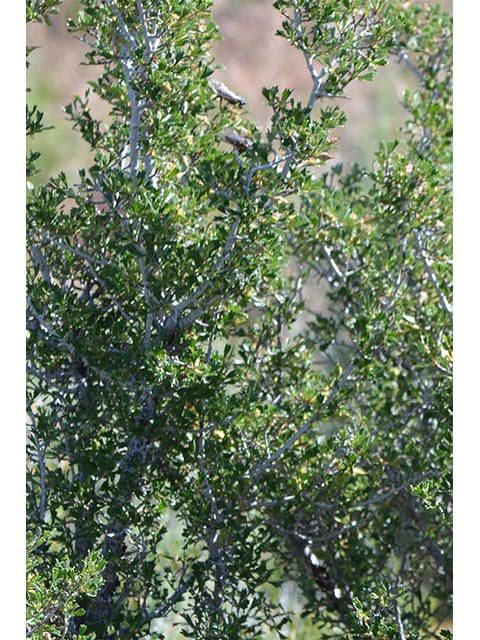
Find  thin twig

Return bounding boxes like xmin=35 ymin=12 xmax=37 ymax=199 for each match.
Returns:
xmin=244 ymin=152 xmax=296 ymax=194
xmin=136 ymin=0 xmax=152 ymax=61
xmin=250 ymin=361 xmax=355 ymax=479
xmin=413 ymin=229 xmax=452 ymax=321
xmin=162 ymin=217 xmax=240 ymax=333
xmin=42 ymin=232 xmax=112 ymax=267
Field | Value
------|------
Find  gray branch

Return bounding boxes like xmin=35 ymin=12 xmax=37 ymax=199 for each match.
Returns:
xmin=27 ymin=409 xmax=48 ymax=523
xmin=29 ymin=244 xmax=53 ymax=286
xmin=244 ymin=152 xmax=296 ymax=194
xmin=250 ymin=362 xmax=355 ymax=479
xmin=413 ymin=229 xmax=452 ymax=321
xmin=279 ymin=3 xmax=334 ymax=180
xmin=162 ymin=217 xmax=241 ymax=334
xmin=395 ymin=600 xmax=407 ymax=640
xmin=100 ymin=0 xmax=137 ymax=50
xmin=136 ymin=0 xmax=152 ymax=61
xmin=41 ymin=232 xmax=112 ymax=268
xmin=27 ymin=297 xmax=75 ymax=354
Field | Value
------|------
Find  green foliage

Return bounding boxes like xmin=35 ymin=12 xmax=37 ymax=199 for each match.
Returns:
xmin=26 ymin=531 xmax=105 ymax=639
xmin=27 ymin=0 xmax=64 ymax=25
xmin=27 ymin=1 xmax=452 ymax=638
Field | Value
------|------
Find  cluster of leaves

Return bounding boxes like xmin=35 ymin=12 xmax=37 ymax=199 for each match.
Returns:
xmin=27 ymin=1 xmax=452 ymax=638
xmin=26 ymin=531 xmax=105 ymax=639
xmin=27 ymin=0 xmax=64 ymax=24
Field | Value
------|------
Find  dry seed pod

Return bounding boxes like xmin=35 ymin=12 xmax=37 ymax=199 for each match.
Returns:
xmin=223 ymin=131 xmax=253 ymax=152
xmin=209 ymin=79 xmax=246 ymax=106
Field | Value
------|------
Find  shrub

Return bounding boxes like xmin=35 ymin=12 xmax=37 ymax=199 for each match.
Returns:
xmin=27 ymin=1 xmax=452 ymax=638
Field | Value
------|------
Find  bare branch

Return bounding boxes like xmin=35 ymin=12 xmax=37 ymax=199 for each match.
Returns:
xmin=395 ymin=600 xmax=407 ymax=640
xmin=322 ymin=246 xmax=346 ymax=283
xmin=41 ymin=232 xmax=112 ymax=268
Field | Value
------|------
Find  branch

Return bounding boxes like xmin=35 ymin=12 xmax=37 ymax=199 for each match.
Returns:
xmin=100 ymin=0 xmax=137 ymax=50
xmin=351 ymin=471 xmax=436 ymax=510
xmin=395 ymin=600 xmax=407 ymax=640
xmin=162 ymin=217 xmax=241 ymax=334
xmin=321 ymin=246 xmax=346 ymax=283
xmin=27 ymin=297 xmax=75 ymax=354
xmin=293 ymin=4 xmax=318 ymax=82
xmin=243 ymin=152 xmax=296 ymax=194
xmin=29 ymin=244 xmax=53 ymax=285
xmin=278 ymin=3 xmax=334 ymax=180
xmin=72 ymin=251 xmax=134 ymax=322
xmin=101 ymin=0 xmax=143 ymax=180
xmin=382 ymin=267 xmax=406 ymax=313
xmin=413 ymin=229 xmax=452 ymax=321
xmin=120 ymin=55 xmax=142 ymax=179
xmin=143 ymin=573 xmax=193 ymax=622
xmin=102 ymin=3 xmax=158 ymax=346
xmin=31 ymin=232 xmax=133 ymax=323
xmin=197 ymin=414 xmax=228 ymax=630
xmin=27 ymin=409 xmax=48 ymax=523
xmin=137 ymin=249 xmax=157 ymax=350
xmin=250 ymin=362 xmax=355 ymax=479
xmin=397 ymin=49 xmax=425 ymax=85
xmin=41 ymin=232 xmax=112 ymax=267
xmin=136 ymin=0 xmax=152 ymax=61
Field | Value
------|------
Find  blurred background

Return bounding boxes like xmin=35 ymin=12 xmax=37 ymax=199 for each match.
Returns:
xmin=27 ymin=0 xmax=452 ymax=184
